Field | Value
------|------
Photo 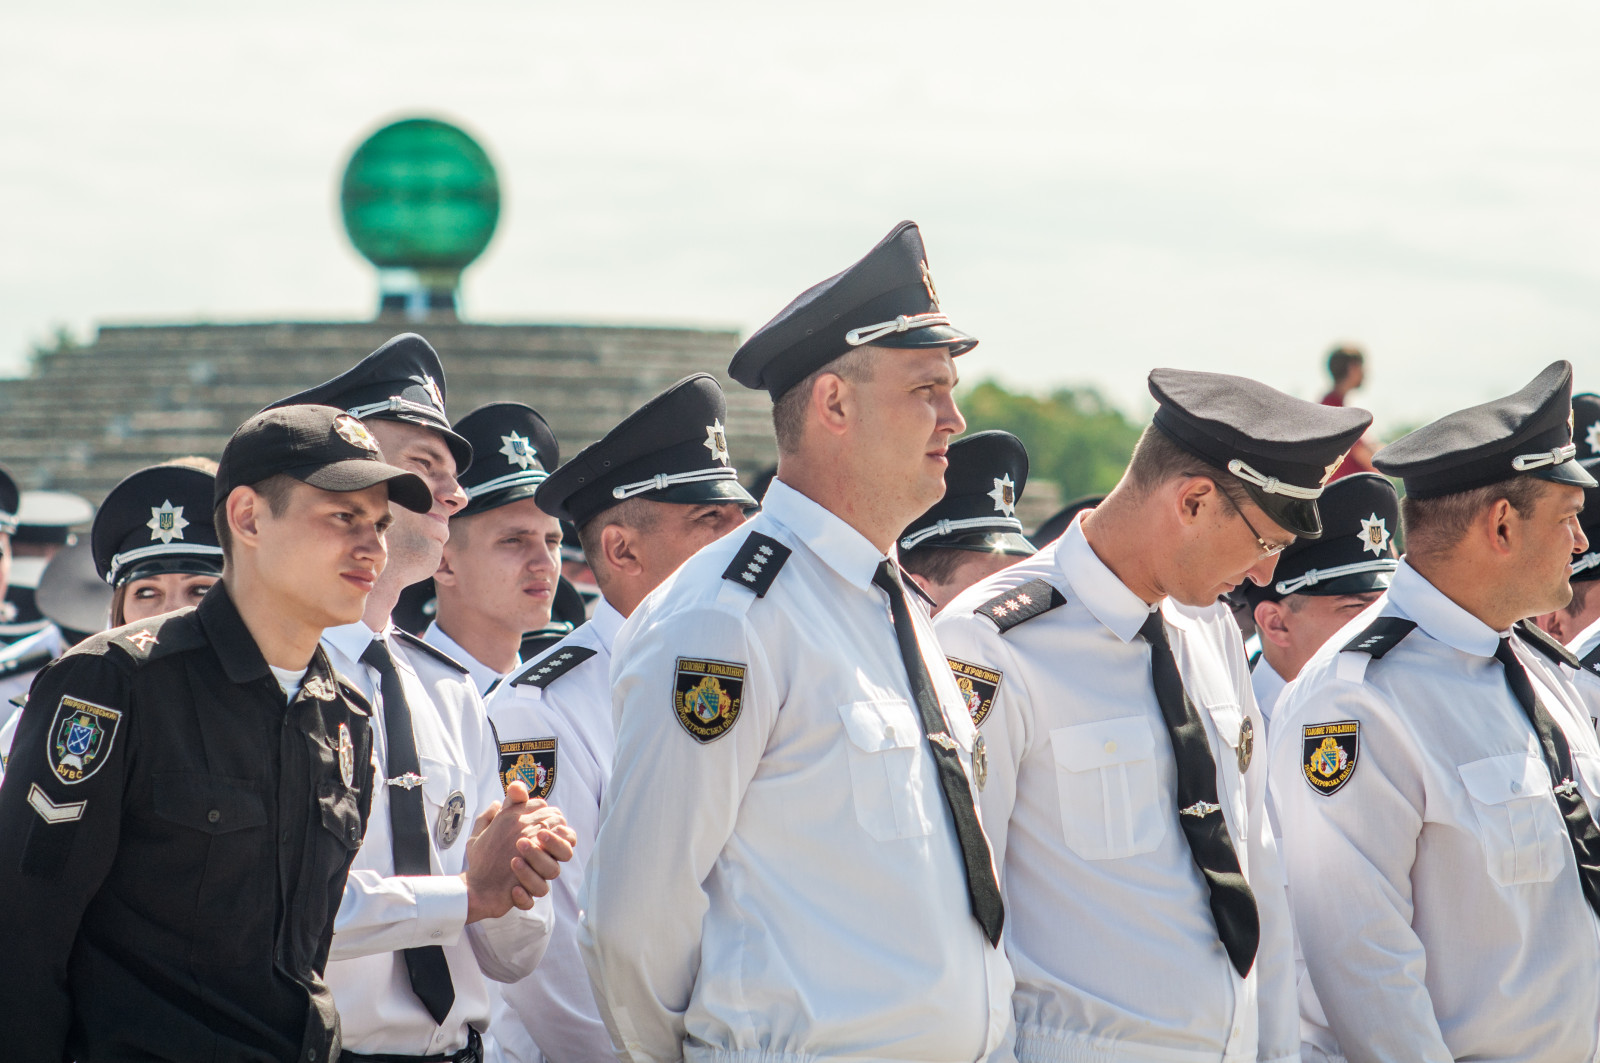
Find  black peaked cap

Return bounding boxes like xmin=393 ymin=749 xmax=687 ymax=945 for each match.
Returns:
xmin=1032 ymin=495 xmax=1105 ymax=545
xmin=14 ymin=491 xmax=94 ymax=546
xmin=900 ymin=431 xmax=1035 ymax=556
xmin=93 ymin=464 xmax=224 ymax=587
xmin=215 ymin=405 xmax=432 ymax=515
xmin=1243 ymin=473 xmax=1400 ymax=606
xmin=1149 ymin=368 xmax=1372 ymax=539
xmin=1571 ymin=392 xmax=1600 ymax=463
xmin=536 ymin=374 xmax=757 ymax=526
xmin=1566 ymin=393 xmax=1600 ymax=583
xmin=0 ymin=465 xmax=18 ymax=536
xmin=729 ymin=221 xmax=977 ymax=400
xmin=1373 ymin=361 xmax=1596 ymax=499
xmin=263 ymin=332 xmax=473 ymax=471
xmin=453 ymin=403 xmax=560 ymax=518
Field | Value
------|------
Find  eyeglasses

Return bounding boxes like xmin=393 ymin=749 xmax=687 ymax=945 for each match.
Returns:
xmin=1218 ymin=489 xmax=1290 ymax=561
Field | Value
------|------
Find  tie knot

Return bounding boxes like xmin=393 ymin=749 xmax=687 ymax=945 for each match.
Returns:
xmin=1139 ymin=610 xmax=1168 ymax=647
xmin=1495 ymin=637 xmax=1519 ymax=667
xmin=360 ymin=638 xmax=397 ymax=674
xmin=873 ymin=560 xmax=903 ymax=595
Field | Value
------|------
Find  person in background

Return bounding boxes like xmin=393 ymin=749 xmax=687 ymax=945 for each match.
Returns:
xmin=487 ymin=373 xmax=753 ymax=1063
xmin=0 ymin=490 xmax=93 ymax=708
xmin=1030 ymin=494 xmax=1104 ymax=547
xmin=1537 ymin=392 xmax=1600 ymax=675
xmin=426 ymin=402 xmax=564 ymax=697
xmin=898 ymin=430 xmax=1036 ymax=614
xmin=1320 ymin=344 xmax=1377 ymax=478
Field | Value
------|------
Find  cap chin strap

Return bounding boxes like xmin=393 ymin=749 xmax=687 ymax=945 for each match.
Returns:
xmin=345 ymin=395 xmax=445 ymax=424
xmin=1226 ymin=459 xmax=1325 ymax=500
xmin=1571 ymin=551 xmax=1600 ymax=577
xmin=467 ymin=469 xmax=548 ymax=499
xmin=611 ymin=467 xmax=740 ymax=501
xmin=900 ymin=516 xmax=1025 ymax=551
xmin=1511 ymin=443 xmax=1577 ymax=472
xmin=109 ymin=543 xmax=225 ymax=586
xmin=1274 ymin=557 xmax=1397 ymax=596
xmin=845 ymin=313 xmax=952 ymax=347
xmin=0 ymin=513 xmax=15 ymax=536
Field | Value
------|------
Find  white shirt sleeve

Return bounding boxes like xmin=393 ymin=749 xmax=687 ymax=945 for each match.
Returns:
xmin=1269 ymin=679 xmax=1453 ymax=1063
xmin=331 ymin=869 xmax=471 ymax=959
xmin=578 ymin=600 xmax=775 ymax=1063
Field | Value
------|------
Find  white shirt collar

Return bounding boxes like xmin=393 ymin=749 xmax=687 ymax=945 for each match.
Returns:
xmin=1056 ymin=512 xmax=1156 ymax=644
xmin=1387 ymin=558 xmax=1506 ymax=658
xmin=422 ymin=621 xmax=509 ymax=695
xmin=589 ymin=598 xmax=626 ymax=654
xmin=323 ymin=618 xmax=391 ymax=666
xmin=763 ymin=478 xmax=892 ymax=591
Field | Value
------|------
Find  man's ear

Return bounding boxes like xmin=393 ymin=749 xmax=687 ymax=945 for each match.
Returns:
xmin=810 ymin=371 xmax=853 ymax=439
xmin=433 ymin=547 xmax=458 ymax=588
xmin=1485 ymin=497 xmax=1520 ymax=556
xmin=600 ymin=523 xmax=645 ymax=579
xmin=1254 ymin=599 xmax=1294 ymax=649
xmin=1174 ymin=476 xmax=1215 ymax=527
xmin=226 ymin=486 xmax=263 ymax=555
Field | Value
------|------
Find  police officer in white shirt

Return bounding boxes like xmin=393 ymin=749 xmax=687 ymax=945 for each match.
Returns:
xmin=1241 ymin=473 xmax=1399 ymax=728
xmin=267 ymin=334 xmax=576 ymax=1063
xmin=1534 ymin=392 xmax=1600 ymax=677
xmin=1270 ymin=360 xmax=1600 ymax=1063
xmin=581 ymin=221 xmax=1014 ymax=1063
xmin=487 ymin=373 xmax=754 ymax=1063
xmin=936 ymin=368 xmax=1371 ymax=1063
xmin=425 ymin=402 xmax=564 ymax=698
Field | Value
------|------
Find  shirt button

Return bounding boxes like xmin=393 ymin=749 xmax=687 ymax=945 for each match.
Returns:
xmin=1104 ymin=740 xmax=1117 ymax=754
xmin=308 ymin=1052 xmax=317 ymax=1062
xmin=1511 ymin=780 xmax=1522 ymax=793
xmin=207 ymin=809 xmax=221 ymax=824
xmin=431 ymin=930 xmax=443 ymax=939
xmin=281 ymin=830 xmax=291 ymax=844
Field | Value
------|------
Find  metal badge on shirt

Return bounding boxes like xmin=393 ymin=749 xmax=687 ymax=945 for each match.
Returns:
xmin=437 ymin=790 xmax=467 ymax=848
xmin=1302 ymin=720 xmax=1360 ymax=795
xmin=47 ymin=695 xmax=123 ymax=784
xmin=337 ymin=722 xmax=355 ymax=788
xmin=674 ymin=657 xmax=745 ymax=744
xmin=499 ymin=737 xmax=558 ymax=799
xmin=1237 ymin=716 xmax=1254 ymax=773
xmin=946 ymin=658 xmax=1002 ymax=727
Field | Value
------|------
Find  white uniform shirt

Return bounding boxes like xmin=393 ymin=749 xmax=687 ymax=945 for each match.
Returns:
xmin=486 ymin=599 xmax=625 ymax=1063
xmin=934 ymin=515 xmax=1299 ymax=1063
xmin=1565 ymin=614 xmax=1600 ymax=729
xmin=1269 ymin=561 xmax=1600 ymax=1063
xmin=1250 ymin=657 xmax=1290 ymax=735
xmin=0 ymin=623 xmax=62 ymax=710
xmin=424 ymin=619 xmax=515 ymax=698
xmin=580 ymin=479 xmax=1014 ymax=1063
xmin=324 ymin=622 xmax=554 ymax=1056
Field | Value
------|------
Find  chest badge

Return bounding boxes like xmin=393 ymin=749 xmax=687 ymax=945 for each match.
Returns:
xmin=337 ymin=723 xmax=355 ymax=788
xmin=1237 ymin=716 xmax=1254 ymax=773
xmin=973 ymin=733 xmax=989 ymax=792
xmin=437 ymin=790 xmax=467 ymax=848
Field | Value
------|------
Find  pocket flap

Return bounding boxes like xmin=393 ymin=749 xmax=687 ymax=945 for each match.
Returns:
xmin=1459 ymin=753 xmax=1551 ymax=806
xmin=1053 ymin=716 xmax=1157 ymax=772
xmin=1207 ymin=702 xmax=1243 ymax=748
xmin=153 ymin=772 xmax=267 ymax=835
xmin=838 ymin=700 xmax=921 ymax=753
xmin=418 ymin=754 xmax=466 ymax=805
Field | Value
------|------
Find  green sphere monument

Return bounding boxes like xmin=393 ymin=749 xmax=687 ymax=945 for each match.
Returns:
xmin=340 ymin=117 xmax=500 ymax=319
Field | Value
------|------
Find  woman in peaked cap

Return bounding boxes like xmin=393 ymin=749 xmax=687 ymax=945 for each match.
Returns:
xmin=93 ymin=462 xmax=224 ymax=628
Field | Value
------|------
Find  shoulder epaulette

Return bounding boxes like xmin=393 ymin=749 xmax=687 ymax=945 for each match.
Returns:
xmin=510 ymin=645 xmax=597 ymax=690
xmin=1578 ymin=642 xmax=1600 ymax=679
xmin=721 ymin=532 xmax=792 ymax=598
xmin=976 ymin=578 xmax=1067 ymax=633
xmin=106 ymin=611 xmax=204 ymax=664
xmin=1342 ymin=616 xmax=1417 ymax=659
xmin=0 ymin=645 xmax=52 ymax=678
xmin=392 ymin=629 xmax=470 ymax=675
xmin=8 ymin=693 xmax=24 ymax=710
xmin=1248 ymin=648 xmax=1262 ymax=672
xmin=1515 ymin=619 xmax=1581 ymax=669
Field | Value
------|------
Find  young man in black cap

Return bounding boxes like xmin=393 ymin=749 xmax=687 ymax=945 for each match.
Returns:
xmin=1243 ymin=472 xmax=1400 ymax=727
xmin=426 ymin=402 xmax=564 ymax=696
xmin=1270 ymin=361 xmax=1600 ymax=1062
xmin=485 ymin=373 xmax=752 ymax=1063
xmin=935 ymin=368 xmax=1370 ymax=1063
xmin=267 ymin=334 xmax=574 ymax=1063
xmin=582 ymin=222 xmax=1014 ymax=1063
xmin=0 ymin=404 xmax=431 ymax=1062
xmin=899 ymin=429 xmax=1036 ymax=614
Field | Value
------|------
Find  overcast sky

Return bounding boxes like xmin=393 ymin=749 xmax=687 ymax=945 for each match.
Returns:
xmin=5 ymin=1 xmax=1600 ymax=432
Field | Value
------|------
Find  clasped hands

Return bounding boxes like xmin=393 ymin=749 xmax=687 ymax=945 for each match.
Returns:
xmin=462 ymin=780 xmax=577 ymax=923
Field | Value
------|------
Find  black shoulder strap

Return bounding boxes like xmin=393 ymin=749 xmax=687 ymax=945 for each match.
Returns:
xmin=510 ymin=645 xmax=598 ymax=690
xmin=1579 ymin=641 xmax=1600 ymax=678
xmin=1342 ymin=616 xmax=1418 ymax=659
xmin=392 ymin=629 xmax=470 ymax=675
xmin=1515 ymin=619 xmax=1582 ymax=669
xmin=976 ymin=578 xmax=1067 ymax=633
xmin=721 ymin=532 xmax=792 ymax=598
xmin=1248 ymin=648 xmax=1262 ymax=672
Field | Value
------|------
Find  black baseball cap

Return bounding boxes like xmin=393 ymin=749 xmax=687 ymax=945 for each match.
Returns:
xmin=215 ymin=405 xmax=432 ymax=513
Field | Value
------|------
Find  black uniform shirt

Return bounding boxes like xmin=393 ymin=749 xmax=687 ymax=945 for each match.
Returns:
xmin=0 ymin=582 xmax=376 ymax=1063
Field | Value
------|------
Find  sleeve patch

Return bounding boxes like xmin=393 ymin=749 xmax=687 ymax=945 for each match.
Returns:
xmin=947 ymin=658 xmax=1003 ymax=727
xmin=27 ymin=783 xmax=85 ymax=824
xmin=674 ymin=658 xmax=745 ymax=743
xmin=1302 ymin=720 xmax=1360 ymax=795
xmin=47 ymin=696 xmax=122 ymax=785
xmin=499 ymin=738 xmax=558 ymax=799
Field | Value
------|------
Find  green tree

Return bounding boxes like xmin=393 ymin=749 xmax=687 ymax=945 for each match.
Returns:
xmin=959 ymin=380 xmax=1144 ymax=499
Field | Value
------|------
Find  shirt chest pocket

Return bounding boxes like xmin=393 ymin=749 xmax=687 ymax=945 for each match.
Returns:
xmin=151 ymin=772 xmax=270 ymax=937
xmin=419 ymin=754 xmax=472 ymax=865
xmin=838 ymin=700 xmax=936 ymax=842
xmin=1051 ymin=716 xmax=1166 ymax=860
xmin=1459 ymin=753 xmax=1568 ymax=887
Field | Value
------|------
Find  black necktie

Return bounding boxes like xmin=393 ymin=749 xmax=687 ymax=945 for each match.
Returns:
xmin=1138 ymin=611 xmax=1259 ymax=977
xmin=872 ymin=562 xmax=1005 ymax=946
xmin=361 ymin=639 xmax=456 ymax=1025
xmin=1494 ymin=638 xmax=1600 ymax=916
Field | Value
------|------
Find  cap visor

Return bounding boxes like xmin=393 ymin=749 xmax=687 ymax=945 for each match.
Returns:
xmin=461 ymin=483 xmax=544 ymax=518
xmin=864 ymin=323 xmax=979 ymax=357
xmin=1537 ymin=459 xmax=1599 ymax=490
xmin=649 ymin=479 xmax=760 ymax=512
xmin=1297 ymin=570 xmax=1395 ymax=596
xmin=294 ymin=460 xmax=433 ymax=513
xmin=1242 ymin=486 xmax=1321 ymax=540
xmin=383 ymin=413 xmax=475 ymax=473
xmin=925 ymin=531 xmax=1037 ymax=557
